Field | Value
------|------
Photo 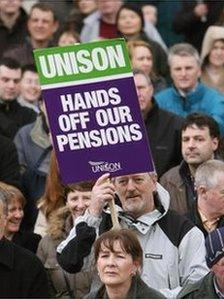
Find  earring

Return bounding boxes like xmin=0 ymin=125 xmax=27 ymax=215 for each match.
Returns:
xmin=131 ymin=270 xmax=136 ymax=276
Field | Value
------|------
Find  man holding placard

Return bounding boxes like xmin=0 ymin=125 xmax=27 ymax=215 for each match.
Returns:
xmin=34 ymin=39 xmax=208 ymax=298
xmin=57 ymin=171 xmax=208 ymax=298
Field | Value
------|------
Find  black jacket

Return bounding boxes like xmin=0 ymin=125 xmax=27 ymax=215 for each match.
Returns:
xmin=85 ymin=275 xmax=166 ymax=299
xmin=12 ymin=231 xmax=41 ymax=254
xmin=0 ymin=8 xmax=28 ymax=59
xmin=0 ymin=134 xmax=20 ymax=188
xmin=178 ymin=272 xmax=218 ymax=299
xmin=0 ymin=99 xmax=36 ymax=139
xmin=145 ymin=101 xmax=184 ymax=178
xmin=0 ymin=237 xmax=49 ymax=298
xmin=173 ymin=1 xmax=223 ymax=51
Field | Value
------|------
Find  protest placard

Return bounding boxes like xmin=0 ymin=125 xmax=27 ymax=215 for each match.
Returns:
xmin=34 ymin=38 xmax=154 ymax=184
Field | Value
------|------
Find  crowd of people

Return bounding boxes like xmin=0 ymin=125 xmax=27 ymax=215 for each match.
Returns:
xmin=1 ymin=0 xmax=224 ymax=298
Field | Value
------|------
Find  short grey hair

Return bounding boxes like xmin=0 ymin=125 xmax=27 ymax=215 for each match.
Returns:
xmin=168 ymin=43 xmax=201 ymax=67
xmin=195 ymin=160 xmax=224 ymax=189
xmin=0 ymin=187 xmax=9 ymax=215
xmin=132 ymin=68 xmax=152 ymax=86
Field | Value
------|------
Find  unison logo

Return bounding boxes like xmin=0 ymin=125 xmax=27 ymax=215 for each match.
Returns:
xmin=89 ymin=161 xmax=122 ymax=173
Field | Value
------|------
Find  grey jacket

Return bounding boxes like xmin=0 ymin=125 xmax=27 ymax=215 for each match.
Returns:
xmin=57 ymin=183 xmax=208 ymax=299
xmin=14 ymin=115 xmax=51 ymax=174
xmin=80 ymin=11 xmax=167 ymax=51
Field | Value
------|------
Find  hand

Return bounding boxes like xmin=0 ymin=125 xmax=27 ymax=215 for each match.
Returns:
xmin=88 ymin=173 xmax=115 ymax=217
xmin=194 ymin=3 xmax=208 ymax=18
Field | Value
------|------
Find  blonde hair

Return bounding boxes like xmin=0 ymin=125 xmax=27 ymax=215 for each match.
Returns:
xmin=126 ymin=40 xmax=157 ymax=76
xmin=0 ymin=182 xmax=26 ymax=207
xmin=47 ymin=206 xmax=71 ymax=240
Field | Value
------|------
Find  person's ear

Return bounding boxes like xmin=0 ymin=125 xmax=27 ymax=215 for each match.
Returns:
xmin=132 ymin=260 xmax=140 ymax=275
xmin=197 ymin=185 xmax=207 ymax=199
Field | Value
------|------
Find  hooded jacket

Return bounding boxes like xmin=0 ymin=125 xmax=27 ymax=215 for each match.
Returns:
xmin=57 ymin=183 xmax=208 ymax=299
xmin=201 ymin=26 xmax=224 ymax=94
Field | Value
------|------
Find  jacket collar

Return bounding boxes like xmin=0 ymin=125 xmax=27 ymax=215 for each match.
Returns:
xmin=105 ymin=183 xmax=170 ymax=235
xmin=179 ymin=160 xmax=192 ymax=183
xmin=172 ymin=82 xmax=205 ymax=104
xmin=83 ymin=11 xmax=101 ymax=25
xmin=0 ymin=99 xmax=19 ymax=111
xmin=30 ymin=115 xmax=51 ymax=149
xmin=144 ymin=98 xmax=159 ymax=120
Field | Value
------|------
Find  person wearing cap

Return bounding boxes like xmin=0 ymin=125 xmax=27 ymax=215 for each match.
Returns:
xmin=201 ymin=26 xmax=224 ymax=94
xmin=57 ymin=172 xmax=208 ymax=298
xmin=178 ymin=227 xmax=224 ymax=298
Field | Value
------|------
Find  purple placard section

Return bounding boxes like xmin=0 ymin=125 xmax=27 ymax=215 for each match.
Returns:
xmin=43 ymin=77 xmax=154 ymax=183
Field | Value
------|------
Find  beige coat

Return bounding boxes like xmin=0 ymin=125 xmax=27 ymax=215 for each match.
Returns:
xmin=37 ymin=215 xmax=92 ymax=298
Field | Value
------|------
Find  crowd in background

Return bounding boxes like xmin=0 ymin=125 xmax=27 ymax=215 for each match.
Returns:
xmin=1 ymin=0 xmax=224 ymax=298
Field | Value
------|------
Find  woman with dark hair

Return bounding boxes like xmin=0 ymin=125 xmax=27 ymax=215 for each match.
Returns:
xmin=116 ymin=3 xmax=168 ymax=78
xmin=67 ymin=0 xmax=97 ymax=34
xmin=57 ymin=26 xmax=81 ymax=47
xmin=85 ymin=229 xmax=165 ymax=299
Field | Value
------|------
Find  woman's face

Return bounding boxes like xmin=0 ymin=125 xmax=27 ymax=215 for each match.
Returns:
xmin=117 ymin=8 xmax=142 ymax=37
xmin=131 ymin=46 xmax=153 ymax=75
xmin=5 ymin=199 xmax=24 ymax=235
xmin=97 ymin=240 xmax=138 ymax=287
xmin=66 ymin=190 xmax=91 ymax=218
xmin=78 ymin=0 xmax=97 ymax=15
xmin=209 ymin=40 xmax=224 ymax=67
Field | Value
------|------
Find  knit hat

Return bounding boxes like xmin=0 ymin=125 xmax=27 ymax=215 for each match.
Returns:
xmin=205 ymin=227 xmax=224 ymax=268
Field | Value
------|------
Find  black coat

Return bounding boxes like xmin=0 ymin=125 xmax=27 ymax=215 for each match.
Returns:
xmin=12 ymin=231 xmax=41 ymax=254
xmin=0 ymin=237 xmax=49 ymax=298
xmin=0 ymin=134 xmax=20 ymax=188
xmin=0 ymin=8 xmax=28 ymax=59
xmin=0 ymin=100 xmax=36 ymax=139
xmin=85 ymin=275 xmax=166 ymax=299
xmin=145 ymin=102 xmax=184 ymax=178
xmin=177 ymin=272 xmax=218 ymax=299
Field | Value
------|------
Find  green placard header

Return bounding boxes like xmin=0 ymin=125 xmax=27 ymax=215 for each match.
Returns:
xmin=33 ymin=38 xmax=132 ymax=86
